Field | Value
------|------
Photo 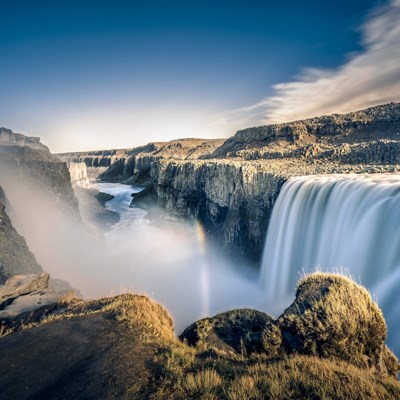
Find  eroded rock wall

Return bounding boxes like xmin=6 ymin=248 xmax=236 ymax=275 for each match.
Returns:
xmin=150 ymin=158 xmax=399 ymax=261
xmin=0 ymin=194 xmax=43 ymax=284
xmin=151 ymin=160 xmax=286 ymax=260
xmin=0 ymin=130 xmax=79 ymax=216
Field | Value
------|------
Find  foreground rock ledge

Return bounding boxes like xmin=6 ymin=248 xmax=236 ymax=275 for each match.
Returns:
xmin=0 ymin=273 xmax=399 ymax=400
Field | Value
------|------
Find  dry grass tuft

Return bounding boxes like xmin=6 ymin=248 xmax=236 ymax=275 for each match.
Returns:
xmin=1 ymin=293 xmax=175 ymax=343
xmin=103 ymin=294 xmax=175 ymax=342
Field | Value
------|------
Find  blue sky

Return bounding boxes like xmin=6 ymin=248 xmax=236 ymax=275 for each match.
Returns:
xmin=1 ymin=0 xmax=398 ymax=152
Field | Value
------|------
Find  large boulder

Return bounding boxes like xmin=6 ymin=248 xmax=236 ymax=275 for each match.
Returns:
xmin=180 ymin=308 xmax=275 ymax=354
xmin=277 ymin=272 xmax=399 ymax=376
xmin=179 ymin=273 xmax=399 ymax=379
xmin=0 ymin=273 xmax=50 ymax=301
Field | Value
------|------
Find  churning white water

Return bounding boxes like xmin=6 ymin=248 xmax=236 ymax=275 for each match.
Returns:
xmin=260 ymin=173 xmax=400 ymax=353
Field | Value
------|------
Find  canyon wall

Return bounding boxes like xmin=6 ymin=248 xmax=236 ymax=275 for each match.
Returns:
xmin=58 ymin=103 xmax=400 ymax=262
xmin=0 ymin=128 xmax=79 ymax=216
xmin=0 ymin=128 xmax=81 ymax=280
xmin=0 ymin=191 xmax=43 ymax=283
xmin=59 ymin=139 xmax=224 ymax=182
xmin=150 ymin=159 xmax=398 ymax=261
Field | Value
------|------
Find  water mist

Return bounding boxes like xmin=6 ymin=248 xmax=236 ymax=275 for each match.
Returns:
xmin=0 ymin=170 xmax=265 ymax=334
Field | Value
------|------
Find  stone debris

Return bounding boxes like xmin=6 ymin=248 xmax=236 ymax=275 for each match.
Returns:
xmin=0 ymin=273 xmax=75 ymax=320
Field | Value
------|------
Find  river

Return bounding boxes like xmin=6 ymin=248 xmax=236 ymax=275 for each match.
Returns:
xmin=87 ymin=182 xmax=266 ymax=332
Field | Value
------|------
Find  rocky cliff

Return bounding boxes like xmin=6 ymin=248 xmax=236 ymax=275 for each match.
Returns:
xmin=0 ymin=127 xmax=79 ymax=216
xmin=58 ymin=103 xmax=400 ymax=262
xmin=148 ymin=103 xmax=400 ymax=260
xmin=0 ymin=128 xmax=81 ymax=283
xmin=58 ymin=138 xmax=224 ymax=182
xmin=150 ymin=159 xmax=398 ymax=260
xmin=209 ymin=102 xmax=400 ymax=159
xmin=0 ymin=194 xmax=43 ymax=284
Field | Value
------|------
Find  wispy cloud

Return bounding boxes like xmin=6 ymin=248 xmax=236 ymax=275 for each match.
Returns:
xmin=223 ymin=0 xmax=400 ymax=127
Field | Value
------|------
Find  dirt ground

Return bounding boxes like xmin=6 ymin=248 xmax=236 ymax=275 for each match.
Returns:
xmin=0 ymin=312 xmax=159 ymax=400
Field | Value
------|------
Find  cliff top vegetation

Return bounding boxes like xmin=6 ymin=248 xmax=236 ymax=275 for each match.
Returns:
xmin=1 ymin=272 xmax=399 ymax=399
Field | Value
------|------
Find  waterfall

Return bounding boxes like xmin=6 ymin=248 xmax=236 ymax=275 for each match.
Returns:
xmin=260 ymin=173 xmax=400 ymax=353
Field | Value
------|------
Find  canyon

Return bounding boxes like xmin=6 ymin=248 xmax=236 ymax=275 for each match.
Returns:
xmin=1 ymin=103 xmax=400 ymax=398
xmin=60 ymin=102 xmax=400 ymax=261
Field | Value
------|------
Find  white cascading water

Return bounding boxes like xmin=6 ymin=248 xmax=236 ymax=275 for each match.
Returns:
xmin=260 ymin=173 xmax=400 ymax=354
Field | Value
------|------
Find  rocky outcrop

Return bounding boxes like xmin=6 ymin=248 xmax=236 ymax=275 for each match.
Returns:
xmin=0 ymin=273 xmax=49 ymax=300
xmin=0 ymin=273 xmax=75 ymax=334
xmin=0 ymin=128 xmax=79 ymax=217
xmin=182 ymin=272 xmax=399 ymax=378
xmin=0 ymin=127 xmax=51 ymax=152
xmin=0 ymin=196 xmax=43 ymax=284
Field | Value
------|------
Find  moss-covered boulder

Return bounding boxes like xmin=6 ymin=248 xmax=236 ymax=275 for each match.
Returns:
xmin=278 ymin=272 xmax=399 ymax=376
xmin=180 ymin=309 xmax=275 ymax=354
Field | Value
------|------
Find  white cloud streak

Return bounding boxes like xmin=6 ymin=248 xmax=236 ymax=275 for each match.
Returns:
xmin=225 ymin=0 xmax=400 ymax=127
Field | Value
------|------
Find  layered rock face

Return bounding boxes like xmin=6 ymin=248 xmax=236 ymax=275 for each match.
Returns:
xmin=210 ymin=102 xmax=400 ymax=159
xmin=58 ymin=148 xmax=131 ymax=180
xmin=59 ymin=138 xmax=224 ymax=182
xmin=0 ymin=128 xmax=78 ymax=216
xmin=151 ymin=160 xmax=286 ymax=259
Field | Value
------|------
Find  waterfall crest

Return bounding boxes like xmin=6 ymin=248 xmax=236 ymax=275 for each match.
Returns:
xmin=260 ymin=173 xmax=400 ymax=353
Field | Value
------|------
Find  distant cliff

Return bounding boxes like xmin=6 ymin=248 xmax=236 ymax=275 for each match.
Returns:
xmin=58 ymin=139 xmax=225 ymax=182
xmin=57 ymin=103 xmax=400 ymax=261
xmin=209 ymin=102 xmax=400 ymax=159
